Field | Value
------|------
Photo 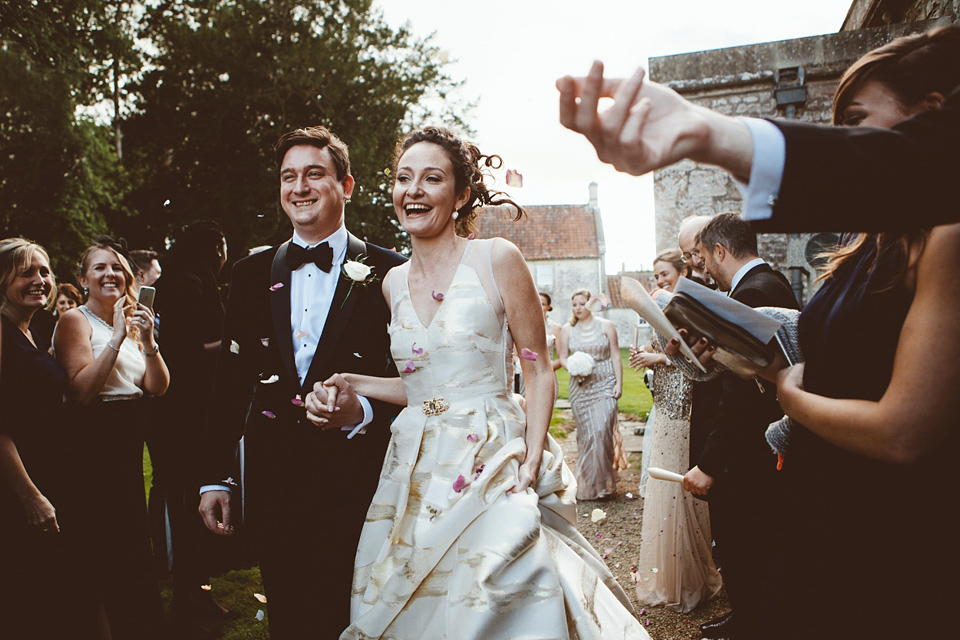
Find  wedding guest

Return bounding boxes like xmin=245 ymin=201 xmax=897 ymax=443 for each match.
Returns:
xmin=556 ymin=58 xmax=960 ymax=231
xmin=150 ymin=221 xmax=234 ymax=626
xmin=54 ymin=237 xmax=170 ymax=640
xmin=766 ymin=27 xmax=960 ymax=639
xmin=684 ymin=213 xmax=798 ymax=639
xmin=558 ymin=288 xmax=623 ymax=500
xmin=0 ymin=238 xmax=100 ymax=639
xmin=539 ymin=292 xmax=562 ymax=401
xmin=308 ymin=126 xmax=648 ymax=639
xmin=129 ymin=249 xmax=162 ymax=290
xmin=54 ymin=283 xmax=83 ymax=318
xmin=630 ymin=249 xmax=722 ymax=613
xmin=677 ymin=216 xmax=714 ymax=288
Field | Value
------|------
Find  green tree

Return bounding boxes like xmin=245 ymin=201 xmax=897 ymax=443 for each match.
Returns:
xmin=123 ymin=0 xmax=467 ymax=256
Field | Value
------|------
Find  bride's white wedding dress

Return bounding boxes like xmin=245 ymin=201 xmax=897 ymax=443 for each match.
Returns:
xmin=341 ymin=239 xmax=649 ymax=639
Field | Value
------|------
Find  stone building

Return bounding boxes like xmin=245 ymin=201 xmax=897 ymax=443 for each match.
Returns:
xmin=475 ymin=183 xmax=613 ymax=338
xmin=649 ymin=0 xmax=956 ymax=306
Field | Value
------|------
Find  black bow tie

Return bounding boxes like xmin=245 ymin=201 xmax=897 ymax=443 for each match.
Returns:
xmin=286 ymin=242 xmax=333 ymax=272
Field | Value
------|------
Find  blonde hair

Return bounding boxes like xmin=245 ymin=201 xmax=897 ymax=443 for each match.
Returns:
xmin=77 ymin=241 xmax=141 ymax=346
xmin=0 ymin=238 xmax=56 ymax=311
xmin=569 ymin=288 xmax=591 ymax=326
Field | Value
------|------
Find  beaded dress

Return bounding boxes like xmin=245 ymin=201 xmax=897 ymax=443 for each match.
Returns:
xmin=341 ymin=239 xmax=648 ymax=640
xmin=634 ymin=344 xmax=721 ymax=612
xmin=567 ymin=320 xmax=620 ymax=500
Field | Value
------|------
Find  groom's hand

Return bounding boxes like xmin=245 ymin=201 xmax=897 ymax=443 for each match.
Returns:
xmin=305 ymin=374 xmax=362 ymax=429
xmin=198 ymin=490 xmax=234 ymax=535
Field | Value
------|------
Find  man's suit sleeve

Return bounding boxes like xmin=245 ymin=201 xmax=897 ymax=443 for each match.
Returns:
xmin=204 ymin=258 xmax=259 ymax=485
xmin=752 ymin=85 xmax=960 ymax=234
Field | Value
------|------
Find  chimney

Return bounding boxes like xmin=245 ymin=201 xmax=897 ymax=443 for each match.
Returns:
xmin=588 ymin=182 xmax=599 ymax=208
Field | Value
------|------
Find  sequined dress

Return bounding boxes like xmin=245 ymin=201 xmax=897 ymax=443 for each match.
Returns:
xmin=568 ymin=321 xmax=621 ymax=500
xmin=634 ymin=345 xmax=721 ymax=612
xmin=341 ymin=240 xmax=649 ymax=640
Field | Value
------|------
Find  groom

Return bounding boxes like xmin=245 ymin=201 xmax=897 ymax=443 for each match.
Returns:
xmin=198 ymin=126 xmax=405 ymax=638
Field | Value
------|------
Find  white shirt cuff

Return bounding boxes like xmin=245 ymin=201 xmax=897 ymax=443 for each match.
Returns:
xmin=200 ymin=484 xmax=231 ymax=494
xmin=341 ymin=394 xmax=374 ymax=437
xmin=735 ymin=118 xmax=785 ymax=221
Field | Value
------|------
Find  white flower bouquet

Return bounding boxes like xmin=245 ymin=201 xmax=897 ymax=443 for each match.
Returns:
xmin=566 ymin=351 xmax=595 ymax=379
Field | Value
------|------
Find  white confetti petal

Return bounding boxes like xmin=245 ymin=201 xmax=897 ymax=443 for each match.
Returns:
xmin=230 ymin=340 xmax=240 ymax=354
xmin=260 ymin=375 xmax=279 ymax=384
xmin=590 ymin=508 xmax=607 ymax=523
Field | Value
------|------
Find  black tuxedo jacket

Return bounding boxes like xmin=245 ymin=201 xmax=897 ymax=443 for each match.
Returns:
xmin=752 ymin=85 xmax=960 ymax=234
xmin=204 ymin=233 xmax=405 ymax=543
xmin=696 ymin=263 xmax=799 ymax=481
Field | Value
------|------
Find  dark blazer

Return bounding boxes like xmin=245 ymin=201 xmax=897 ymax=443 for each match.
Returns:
xmin=204 ymin=232 xmax=405 ymax=638
xmin=696 ymin=263 xmax=800 ymax=480
xmin=752 ymin=85 xmax=960 ymax=234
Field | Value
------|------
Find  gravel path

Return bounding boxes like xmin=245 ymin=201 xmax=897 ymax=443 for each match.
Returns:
xmin=554 ymin=407 xmax=731 ymax=640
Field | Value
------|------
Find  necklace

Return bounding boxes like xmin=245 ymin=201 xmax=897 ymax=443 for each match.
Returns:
xmin=83 ymin=305 xmax=114 ymax=330
xmin=575 ymin=318 xmax=598 ymax=332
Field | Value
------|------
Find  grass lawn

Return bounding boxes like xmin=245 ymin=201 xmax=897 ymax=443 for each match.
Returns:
xmin=140 ymin=348 xmax=651 ymax=638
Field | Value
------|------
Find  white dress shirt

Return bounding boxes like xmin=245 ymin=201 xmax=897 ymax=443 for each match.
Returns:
xmin=729 ymin=257 xmax=767 ymax=294
xmin=735 ymin=118 xmax=787 ymax=221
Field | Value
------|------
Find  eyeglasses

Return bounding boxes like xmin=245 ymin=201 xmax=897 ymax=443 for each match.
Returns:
xmin=682 ymin=249 xmax=701 ymax=262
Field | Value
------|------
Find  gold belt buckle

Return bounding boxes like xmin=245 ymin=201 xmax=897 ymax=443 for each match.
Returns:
xmin=422 ymin=397 xmax=449 ymax=417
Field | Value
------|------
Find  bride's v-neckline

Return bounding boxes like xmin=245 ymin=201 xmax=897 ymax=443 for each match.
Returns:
xmin=405 ymin=241 xmax=472 ymax=330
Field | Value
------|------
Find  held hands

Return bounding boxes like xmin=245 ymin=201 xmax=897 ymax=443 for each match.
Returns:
xmin=198 ymin=490 xmax=234 ymax=536
xmin=557 ymin=62 xmax=714 ymax=177
xmin=305 ymin=373 xmax=363 ymax=429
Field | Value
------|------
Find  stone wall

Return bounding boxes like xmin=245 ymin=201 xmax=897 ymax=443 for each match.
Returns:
xmin=843 ymin=0 xmax=957 ymax=30
xmin=529 ymin=257 xmax=607 ymax=330
xmin=648 ymin=18 xmax=946 ymax=305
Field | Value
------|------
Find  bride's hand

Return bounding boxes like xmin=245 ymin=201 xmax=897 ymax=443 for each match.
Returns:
xmin=305 ymin=373 xmax=363 ymax=429
xmin=510 ymin=455 xmax=541 ymax=494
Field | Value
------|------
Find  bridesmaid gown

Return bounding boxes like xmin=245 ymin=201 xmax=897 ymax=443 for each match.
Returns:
xmin=341 ymin=239 xmax=648 ymax=640
xmin=568 ymin=321 xmax=621 ymax=500
xmin=634 ymin=350 xmax=721 ymax=613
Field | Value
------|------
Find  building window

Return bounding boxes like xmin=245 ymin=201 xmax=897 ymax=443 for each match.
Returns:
xmin=536 ymin=264 xmax=553 ymax=287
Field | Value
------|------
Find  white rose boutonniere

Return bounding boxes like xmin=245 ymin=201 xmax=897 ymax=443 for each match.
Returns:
xmin=340 ymin=256 xmax=377 ymax=307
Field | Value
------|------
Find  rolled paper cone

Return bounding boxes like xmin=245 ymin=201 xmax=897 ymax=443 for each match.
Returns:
xmin=648 ymin=467 xmax=686 ymax=483
xmin=620 ymin=276 xmax=707 ymax=372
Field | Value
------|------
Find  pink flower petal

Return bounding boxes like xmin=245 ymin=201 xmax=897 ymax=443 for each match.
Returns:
xmin=431 ymin=290 xmax=444 ymax=301
xmin=466 ymin=433 xmax=480 ymax=443
xmin=452 ymin=475 xmax=468 ymax=493
xmin=412 ymin=342 xmax=423 ymax=355
xmin=261 ymin=338 xmax=270 ymax=347
xmin=638 ymin=609 xmax=646 ymax=616
xmin=467 ymin=233 xmax=476 ymax=240
xmin=295 ymin=331 xmax=309 ymax=339
xmin=644 ymin=620 xmax=650 ymax=627
xmin=262 ymin=411 xmax=276 ymax=419
xmin=595 ymin=533 xmax=603 ymax=539
xmin=269 ymin=282 xmax=284 ymax=291
xmin=505 ymin=168 xmax=524 ymax=188
xmin=290 ymin=397 xmax=304 ymax=407
xmin=520 ymin=348 xmax=538 ymax=361
xmin=604 ymin=548 xmax=613 ymax=554
xmin=401 ymin=321 xmax=413 ymax=330
xmin=402 ymin=360 xmax=415 ymax=374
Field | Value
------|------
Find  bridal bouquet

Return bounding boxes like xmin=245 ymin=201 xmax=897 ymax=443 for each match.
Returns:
xmin=566 ymin=351 xmax=595 ymax=384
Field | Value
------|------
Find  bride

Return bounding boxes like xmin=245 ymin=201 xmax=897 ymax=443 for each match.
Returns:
xmin=306 ymin=127 xmax=649 ymax=639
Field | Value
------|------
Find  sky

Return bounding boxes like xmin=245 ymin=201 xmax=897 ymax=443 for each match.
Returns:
xmin=374 ymin=0 xmax=853 ymax=273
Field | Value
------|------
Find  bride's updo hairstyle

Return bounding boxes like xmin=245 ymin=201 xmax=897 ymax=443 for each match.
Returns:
xmin=394 ymin=126 xmax=525 ymax=237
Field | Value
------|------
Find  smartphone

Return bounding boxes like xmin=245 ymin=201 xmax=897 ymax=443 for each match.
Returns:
xmin=138 ymin=286 xmax=156 ymax=311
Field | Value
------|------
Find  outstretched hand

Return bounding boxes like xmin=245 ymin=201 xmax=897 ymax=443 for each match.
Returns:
xmin=557 ymin=61 xmax=754 ymax=180
xmin=305 ymin=373 xmax=363 ymax=429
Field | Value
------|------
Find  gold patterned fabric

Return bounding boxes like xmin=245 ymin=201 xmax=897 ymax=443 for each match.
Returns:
xmin=342 ymin=240 xmax=648 ymax=639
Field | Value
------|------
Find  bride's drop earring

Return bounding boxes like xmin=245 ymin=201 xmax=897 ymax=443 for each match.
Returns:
xmin=452 ymin=211 xmax=459 ymax=220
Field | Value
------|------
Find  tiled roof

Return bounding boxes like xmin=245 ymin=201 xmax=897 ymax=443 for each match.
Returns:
xmin=475 ymin=204 xmax=600 ymax=261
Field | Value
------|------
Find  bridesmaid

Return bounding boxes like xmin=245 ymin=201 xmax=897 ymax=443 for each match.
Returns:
xmin=0 ymin=238 xmax=99 ymax=638
xmin=558 ymin=288 xmax=623 ymax=500
xmin=55 ymin=237 xmax=170 ymax=639
xmin=631 ymin=249 xmax=721 ymax=612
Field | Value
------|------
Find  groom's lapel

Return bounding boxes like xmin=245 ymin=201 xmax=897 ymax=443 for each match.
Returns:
xmin=270 ymin=241 xmax=298 ymax=383
xmin=303 ymin=233 xmax=368 ymax=391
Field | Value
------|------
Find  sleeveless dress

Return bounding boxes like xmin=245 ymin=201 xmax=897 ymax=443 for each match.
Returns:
xmin=775 ymin=236 xmax=958 ymax=638
xmin=568 ymin=321 xmax=620 ymax=500
xmin=342 ymin=240 xmax=648 ymax=640
xmin=635 ymin=349 xmax=721 ymax=613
